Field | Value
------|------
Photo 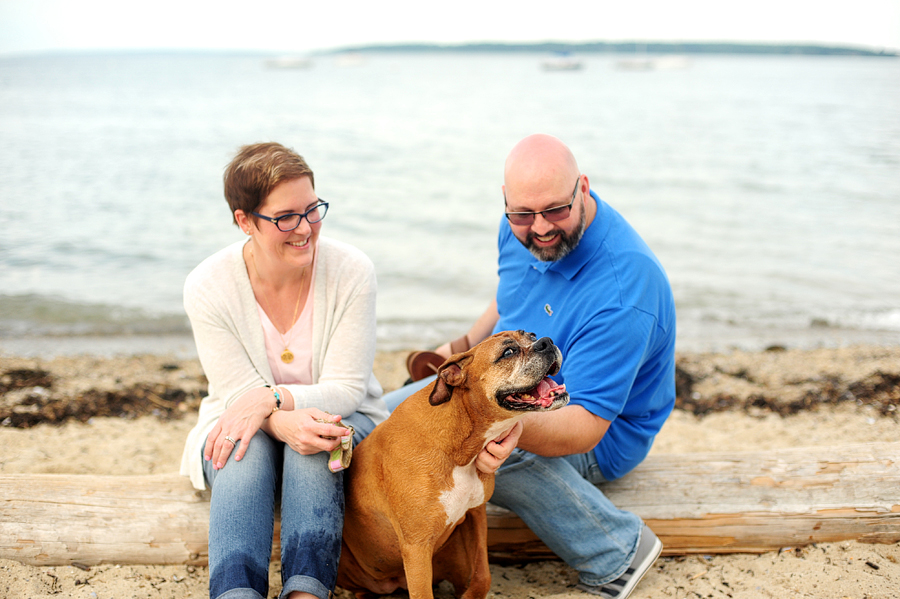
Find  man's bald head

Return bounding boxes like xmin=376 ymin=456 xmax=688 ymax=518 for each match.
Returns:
xmin=504 ymin=134 xmax=580 ymax=198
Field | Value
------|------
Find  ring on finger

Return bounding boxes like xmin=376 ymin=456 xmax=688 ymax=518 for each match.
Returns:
xmin=225 ymin=435 xmax=237 ymax=445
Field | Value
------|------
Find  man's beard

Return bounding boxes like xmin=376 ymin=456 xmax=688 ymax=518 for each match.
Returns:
xmin=524 ymin=205 xmax=586 ymax=262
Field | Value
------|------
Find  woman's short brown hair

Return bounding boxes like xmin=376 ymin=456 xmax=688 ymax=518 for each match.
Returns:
xmin=223 ymin=142 xmax=315 ymax=225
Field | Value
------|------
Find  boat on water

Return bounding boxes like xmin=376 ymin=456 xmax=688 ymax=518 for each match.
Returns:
xmin=541 ymin=51 xmax=584 ymax=71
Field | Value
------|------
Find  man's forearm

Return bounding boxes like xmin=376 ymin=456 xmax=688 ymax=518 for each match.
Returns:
xmin=517 ymin=404 xmax=610 ymax=457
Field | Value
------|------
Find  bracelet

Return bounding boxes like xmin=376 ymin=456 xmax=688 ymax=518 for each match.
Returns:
xmin=265 ymin=385 xmax=282 ymax=413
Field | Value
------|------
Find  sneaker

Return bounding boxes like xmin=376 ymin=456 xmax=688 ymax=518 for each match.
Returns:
xmin=575 ymin=524 xmax=663 ymax=598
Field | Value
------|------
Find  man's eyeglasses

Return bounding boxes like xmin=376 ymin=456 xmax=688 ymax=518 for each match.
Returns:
xmin=504 ymin=178 xmax=580 ymax=226
xmin=252 ymin=201 xmax=329 ymax=232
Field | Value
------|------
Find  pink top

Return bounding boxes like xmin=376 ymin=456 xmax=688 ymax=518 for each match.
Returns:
xmin=257 ymin=264 xmax=316 ymax=386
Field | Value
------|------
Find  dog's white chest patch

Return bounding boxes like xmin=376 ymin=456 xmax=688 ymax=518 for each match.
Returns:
xmin=437 ymin=418 xmax=521 ymax=527
xmin=438 ymin=465 xmax=485 ymax=526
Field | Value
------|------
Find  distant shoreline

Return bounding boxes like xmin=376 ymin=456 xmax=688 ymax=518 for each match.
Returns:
xmin=327 ymin=40 xmax=897 ymax=57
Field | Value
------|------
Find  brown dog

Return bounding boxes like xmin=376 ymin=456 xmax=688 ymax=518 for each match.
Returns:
xmin=337 ymin=330 xmax=569 ymax=599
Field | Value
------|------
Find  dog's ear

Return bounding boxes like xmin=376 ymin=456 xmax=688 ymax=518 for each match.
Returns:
xmin=429 ymin=377 xmax=452 ymax=405
xmin=440 ymin=362 xmax=466 ymax=386
xmin=428 ymin=362 xmax=466 ymax=406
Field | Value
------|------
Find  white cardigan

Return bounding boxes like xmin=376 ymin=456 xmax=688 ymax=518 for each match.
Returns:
xmin=180 ymin=237 xmax=389 ymax=490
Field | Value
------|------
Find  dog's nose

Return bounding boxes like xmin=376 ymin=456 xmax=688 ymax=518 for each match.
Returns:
xmin=534 ymin=337 xmax=554 ymax=353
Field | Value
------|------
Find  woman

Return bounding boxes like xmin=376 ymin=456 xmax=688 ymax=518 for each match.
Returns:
xmin=180 ymin=142 xmax=389 ymax=599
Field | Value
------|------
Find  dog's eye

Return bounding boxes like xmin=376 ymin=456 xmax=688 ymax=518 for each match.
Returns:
xmin=501 ymin=347 xmax=517 ymax=358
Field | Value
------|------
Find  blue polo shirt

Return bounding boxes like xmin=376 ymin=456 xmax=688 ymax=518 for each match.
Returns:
xmin=494 ymin=190 xmax=676 ymax=481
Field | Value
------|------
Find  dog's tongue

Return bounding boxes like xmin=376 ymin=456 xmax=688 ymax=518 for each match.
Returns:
xmin=536 ymin=377 xmax=566 ymax=406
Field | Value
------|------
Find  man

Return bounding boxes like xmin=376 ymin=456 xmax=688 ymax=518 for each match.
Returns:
xmin=387 ymin=134 xmax=676 ymax=598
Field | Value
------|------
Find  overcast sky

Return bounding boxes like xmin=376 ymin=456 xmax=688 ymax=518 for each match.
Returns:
xmin=1 ymin=0 xmax=898 ymax=55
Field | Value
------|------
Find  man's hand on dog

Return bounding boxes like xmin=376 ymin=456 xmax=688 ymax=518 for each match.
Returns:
xmin=475 ymin=421 xmax=523 ymax=474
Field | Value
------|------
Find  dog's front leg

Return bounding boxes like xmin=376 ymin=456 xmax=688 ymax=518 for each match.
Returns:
xmin=400 ymin=543 xmax=437 ymax=599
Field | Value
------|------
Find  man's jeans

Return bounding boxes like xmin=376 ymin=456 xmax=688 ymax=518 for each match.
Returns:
xmin=381 ymin=379 xmax=642 ymax=586
xmin=202 ymin=412 xmax=376 ymax=599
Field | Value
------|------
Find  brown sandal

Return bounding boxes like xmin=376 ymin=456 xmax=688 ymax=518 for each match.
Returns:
xmin=404 ymin=335 xmax=472 ymax=383
xmin=405 ymin=351 xmax=444 ymax=382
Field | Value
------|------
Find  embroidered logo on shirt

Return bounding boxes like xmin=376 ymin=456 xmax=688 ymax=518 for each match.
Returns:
xmin=544 ymin=304 xmax=553 ymax=316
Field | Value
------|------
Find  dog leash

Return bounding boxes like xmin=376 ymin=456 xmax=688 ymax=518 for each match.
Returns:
xmin=316 ymin=416 xmax=354 ymax=473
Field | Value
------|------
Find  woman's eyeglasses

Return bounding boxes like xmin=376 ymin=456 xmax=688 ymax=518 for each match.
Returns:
xmin=252 ymin=201 xmax=329 ymax=232
xmin=504 ymin=179 xmax=580 ymax=226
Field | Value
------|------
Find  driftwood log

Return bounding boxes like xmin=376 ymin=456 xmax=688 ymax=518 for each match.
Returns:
xmin=2 ymin=442 xmax=898 ymax=567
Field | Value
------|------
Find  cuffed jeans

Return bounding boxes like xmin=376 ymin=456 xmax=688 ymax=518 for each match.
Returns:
xmin=381 ymin=379 xmax=643 ymax=586
xmin=202 ymin=412 xmax=376 ymax=599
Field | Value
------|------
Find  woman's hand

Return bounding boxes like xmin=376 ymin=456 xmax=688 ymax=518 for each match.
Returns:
xmin=475 ymin=420 xmax=523 ymax=474
xmin=267 ymin=408 xmax=353 ymax=456
xmin=204 ymin=387 xmax=276 ymax=470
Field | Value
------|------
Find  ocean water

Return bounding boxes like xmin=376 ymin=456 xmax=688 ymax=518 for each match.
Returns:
xmin=1 ymin=51 xmax=899 ymax=357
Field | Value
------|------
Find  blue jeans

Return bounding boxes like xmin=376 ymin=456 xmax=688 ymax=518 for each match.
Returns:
xmin=202 ymin=412 xmax=376 ymax=599
xmin=380 ymin=379 xmax=642 ymax=586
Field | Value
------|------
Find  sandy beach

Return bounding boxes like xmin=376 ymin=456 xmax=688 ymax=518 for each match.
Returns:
xmin=2 ymin=345 xmax=899 ymax=598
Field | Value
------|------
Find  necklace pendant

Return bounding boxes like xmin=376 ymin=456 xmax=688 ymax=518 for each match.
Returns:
xmin=280 ymin=348 xmax=295 ymax=364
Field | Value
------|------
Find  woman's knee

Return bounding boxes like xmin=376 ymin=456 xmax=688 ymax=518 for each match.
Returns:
xmin=206 ymin=431 xmax=280 ymax=491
